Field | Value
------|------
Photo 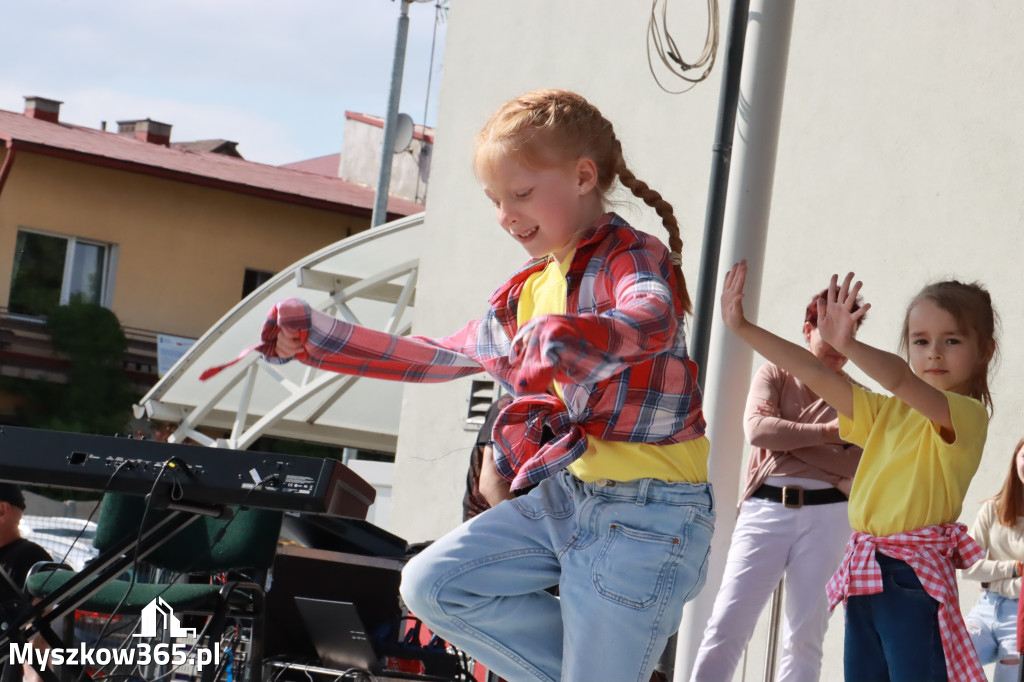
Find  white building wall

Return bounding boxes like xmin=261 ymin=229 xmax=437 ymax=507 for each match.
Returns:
xmin=390 ymin=2 xmax=1024 ymax=679
xmin=339 ymin=116 xmax=432 ymax=203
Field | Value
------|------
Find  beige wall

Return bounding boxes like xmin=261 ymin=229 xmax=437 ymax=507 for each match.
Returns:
xmin=391 ymin=1 xmax=1024 ymax=679
xmin=0 ymin=151 xmax=366 ymax=337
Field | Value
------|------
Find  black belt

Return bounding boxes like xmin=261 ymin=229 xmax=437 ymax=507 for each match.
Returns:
xmin=750 ymin=483 xmax=848 ymax=508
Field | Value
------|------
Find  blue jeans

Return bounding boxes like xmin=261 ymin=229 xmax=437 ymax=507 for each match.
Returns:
xmin=965 ymin=591 xmax=1019 ymax=682
xmin=401 ymin=471 xmax=715 ymax=682
xmin=844 ymin=553 xmax=947 ymax=682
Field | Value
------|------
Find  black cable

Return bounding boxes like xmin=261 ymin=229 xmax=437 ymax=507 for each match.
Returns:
xmin=28 ymin=458 xmax=131 ymax=596
xmin=76 ymin=462 xmax=273 ymax=682
xmin=127 ymin=476 xmax=273 ymax=682
xmin=75 ymin=456 xmax=190 ymax=679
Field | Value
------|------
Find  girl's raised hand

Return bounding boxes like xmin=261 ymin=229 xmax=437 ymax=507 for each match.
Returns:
xmin=816 ymin=273 xmax=870 ymax=353
xmin=720 ymin=260 xmax=750 ymax=332
xmin=276 ymin=327 xmax=304 ymax=359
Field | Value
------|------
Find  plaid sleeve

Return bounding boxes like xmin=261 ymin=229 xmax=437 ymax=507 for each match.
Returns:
xmin=265 ymin=298 xmax=486 ymax=383
xmin=509 ymin=243 xmax=680 ymax=392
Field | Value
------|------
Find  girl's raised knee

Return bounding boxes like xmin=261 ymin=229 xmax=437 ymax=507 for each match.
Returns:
xmin=399 ymin=553 xmax=433 ymax=614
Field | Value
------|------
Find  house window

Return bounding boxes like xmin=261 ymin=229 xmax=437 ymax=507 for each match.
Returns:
xmin=241 ymin=268 xmax=274 ymax=299
xmin=8 ymin=229 xmax=117 ymax=317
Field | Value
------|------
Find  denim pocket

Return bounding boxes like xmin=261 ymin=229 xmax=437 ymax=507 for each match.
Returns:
xmin=592 ymin=521 xmax=683 ymax=609
xmin=884 ymin=561 xmax=933 ymax=600
xmin=510 ymin=478 xmax=574 ymax=520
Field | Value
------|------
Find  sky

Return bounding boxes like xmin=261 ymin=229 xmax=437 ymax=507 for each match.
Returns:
xmin=1 ymin=0 xmax=448 ymax=166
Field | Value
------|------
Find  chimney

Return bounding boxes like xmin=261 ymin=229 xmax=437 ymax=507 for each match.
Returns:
xmin=23 ymin=96 xmax=63 ymax=123
xmin=116 ymin=118 xmax=172 ymax=146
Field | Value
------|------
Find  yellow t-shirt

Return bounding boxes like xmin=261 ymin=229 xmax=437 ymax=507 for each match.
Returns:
xmin=516 ymin=256 xmax=708 ymax=483
xmin=839 ymin=385 xmax=988 ymax=536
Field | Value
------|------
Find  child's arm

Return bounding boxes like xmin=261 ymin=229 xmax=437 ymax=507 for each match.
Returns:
xmin=721 ymin=261 xmax=856 ymax=417
xmin=478 ymin=444 xmax=515 ymax=507
xmin=260 ymin=298 xmax=487 ymax=382
xmin=817 ymin=273 xmax=955 ymax=435
xmin=961 ymin=501 xmax=1019 ymax=584
xmin=509 ymin=235 xmax=682 ymax=391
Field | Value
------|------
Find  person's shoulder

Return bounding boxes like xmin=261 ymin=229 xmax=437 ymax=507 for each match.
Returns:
xmin=756 ymin=361 xmax=788 ymax=384
xmin=2 ymin=537 xmax=51 ymax=563
xmin=849 ymin=383 xmax=878 ymax=402
xmin=972 ymin=497 xmax=1000 ymax=526
xmin=19 ymin=537 xmax=51 ymax=558
xmin=847 ymin=384 xmax=894 ymax=419
xmin=942 ymin=390 xmax=987 ymax=416
xmin=592 ymin=217 xmax=671 ymax=269
xmin=609 ymin=218 xmax=664 ymax=250
xmin=940 ymin=390 xmax=989 ymax=435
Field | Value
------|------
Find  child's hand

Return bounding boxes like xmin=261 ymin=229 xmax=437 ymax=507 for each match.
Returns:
xmin=720 ymin=261 xmax=750 ymax=332
xmin=508 ymin=318 xmax=558 ymax=394
xmin=276 ymin=328 xmax=304 ymax=359
xmin=816 ymin=273 xmax=870 ymax=353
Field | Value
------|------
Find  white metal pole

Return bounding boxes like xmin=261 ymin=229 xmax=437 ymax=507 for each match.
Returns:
xmin=674 ymin=0 xmax=797 ymax=679
xmin=372 ymin=0 xmax=410 ymax=228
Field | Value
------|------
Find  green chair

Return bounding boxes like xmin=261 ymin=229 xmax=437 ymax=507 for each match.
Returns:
xmin=26 ymin=494 xmax=283 ymax=682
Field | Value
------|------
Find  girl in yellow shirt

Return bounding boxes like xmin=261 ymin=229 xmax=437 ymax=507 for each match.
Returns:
xmin=721 ymin=263 xmax=997 ymax=682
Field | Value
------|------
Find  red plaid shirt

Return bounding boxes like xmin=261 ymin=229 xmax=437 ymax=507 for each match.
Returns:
xmin=826 ymin=524 xmax=986 ymax=682
xmin=202 ymin=213 xmax=706 ymax=489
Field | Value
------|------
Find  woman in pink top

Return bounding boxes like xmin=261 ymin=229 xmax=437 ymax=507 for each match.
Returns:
xmin=691 ymin=291 xmax=864 ymax=682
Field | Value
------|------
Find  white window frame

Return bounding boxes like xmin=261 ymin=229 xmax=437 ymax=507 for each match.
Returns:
xmin=10 ymin=227 xmax=119 ymax=317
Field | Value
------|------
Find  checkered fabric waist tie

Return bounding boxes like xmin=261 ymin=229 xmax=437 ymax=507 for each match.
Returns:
xmin=826 ymin=523 xmax=985 ymax=682
xmin=490 ymin=394 xmax=591 ymax=491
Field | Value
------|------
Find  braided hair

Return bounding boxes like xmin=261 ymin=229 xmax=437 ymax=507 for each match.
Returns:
xmin=474 ymin=89 xmax=692 ymax=315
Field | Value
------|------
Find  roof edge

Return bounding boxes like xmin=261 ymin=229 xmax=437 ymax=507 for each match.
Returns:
xmin=6 ymin=138 xmax=422 ymax=219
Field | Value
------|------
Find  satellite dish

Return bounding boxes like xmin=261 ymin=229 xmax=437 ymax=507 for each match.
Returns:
xmin=393 ymin=113 xmax=415 ymax=153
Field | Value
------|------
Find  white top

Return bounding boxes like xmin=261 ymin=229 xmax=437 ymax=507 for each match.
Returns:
xmin=961 ymin=498 xmax=1024 ymax=599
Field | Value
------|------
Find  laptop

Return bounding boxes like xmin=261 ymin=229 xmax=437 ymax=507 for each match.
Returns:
xmin=294 ymin=597 xmax=380 ymax=672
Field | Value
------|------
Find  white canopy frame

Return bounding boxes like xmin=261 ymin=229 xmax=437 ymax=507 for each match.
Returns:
xmin=136 ymin=214 xmax=425 ymax=455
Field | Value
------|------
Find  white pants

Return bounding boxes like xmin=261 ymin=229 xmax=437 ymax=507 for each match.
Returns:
xmin=690 ymin=479 xmax=852 ymax=682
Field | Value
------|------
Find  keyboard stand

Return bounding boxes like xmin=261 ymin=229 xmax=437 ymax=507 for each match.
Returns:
xmin=0 ymin=507 xmax=210 ymax=682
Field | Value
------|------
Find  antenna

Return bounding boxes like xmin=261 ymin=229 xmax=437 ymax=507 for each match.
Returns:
xmin=393 ymin=113 xmax=415 ymax=153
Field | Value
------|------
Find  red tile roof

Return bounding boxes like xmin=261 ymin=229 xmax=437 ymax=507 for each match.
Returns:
xmin=279 ymin=152 xmax=342 ymax=177
xmin=0 ymin=108 xmax=423 ymax=218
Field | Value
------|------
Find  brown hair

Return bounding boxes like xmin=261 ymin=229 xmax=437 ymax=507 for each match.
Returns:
xmin=898 ymin=280 xmax=998 ymax=411
xmin=474 ymin=89 xmax=692 ymax=315
xmin=992 ymin=437 xmax=1024 ymax=526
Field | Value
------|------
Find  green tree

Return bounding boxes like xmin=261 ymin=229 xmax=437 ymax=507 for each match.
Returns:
xmin=6 ymin=299 xmax=137 ymax=501
xmin=21 ymin=298 xmax=134 ymax=435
